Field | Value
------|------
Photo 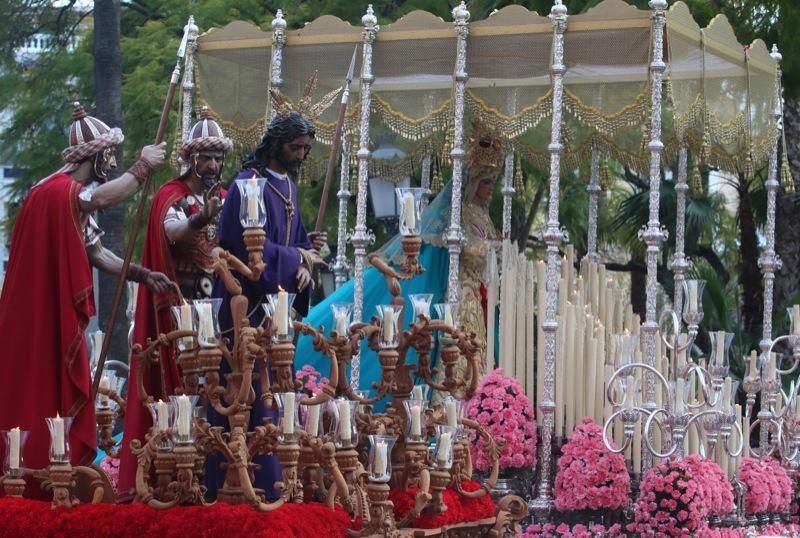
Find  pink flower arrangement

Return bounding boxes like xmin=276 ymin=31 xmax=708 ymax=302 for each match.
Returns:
xmin=523 ymin=522 xmax=623 ymax=537
xmin=464 ymin=369 xmax=537 ymax=471
xmin=554 ymin=417 xmax=629 ymax=511
xmin=295 ymin=364 xmax=329 ymax=397
xmin=629 ymin=458 xmax=708 ymax=536
xmin=98 ymin=455 xmax=120 ymax=494
xmin=740 ymin=456 xmax=792 ymax=515
xmin=682 ymin=455 xmax=734 ymax=517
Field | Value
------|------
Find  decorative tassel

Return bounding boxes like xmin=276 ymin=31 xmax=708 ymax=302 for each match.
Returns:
xmin=742 ymin=152 xmax=754 ymax=183
xmin=600 ymin=157 xmax=612 ymax=191
xmin=781 ymin=156 xmax=794 ymax=193
xmin=690 ymin=164 xmax=703 ymax=193
xmin=430 ymin=159 xmax=443 ymax=194
xmin=514 ymin=156 xmax=524 ymax=192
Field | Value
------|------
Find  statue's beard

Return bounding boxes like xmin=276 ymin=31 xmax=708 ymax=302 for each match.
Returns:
xmin=277 ymin=154 xmax=302 ymax=178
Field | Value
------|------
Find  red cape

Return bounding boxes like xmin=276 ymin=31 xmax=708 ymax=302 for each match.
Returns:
xmin=118 ymin=179 xmax=191 ymax=497
xmin=0 ymin=173 xmax=96 ymax=496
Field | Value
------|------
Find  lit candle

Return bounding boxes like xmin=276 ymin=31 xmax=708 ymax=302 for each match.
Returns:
xmin=177 ymin=394 xmax=191 ymax=438
xmin=276 ymin=289 xmax=289 ymax=336
xmin=246 ymin=177 xmax=260 ymax=224
xmin=410 ymin=404 xmax=422 ymax=437
xmin=402 ymin=191 xmax=416 ymax=231
xmin=382 ymin=306 xmax=395 ymax=343
xmin=793 ymin=305 xmax=800 ymax=336
xmin=156 ymin=400 xmax=169 ymax=432
xmin=307 ymin=404 xmax=320 ymax=437
xmin=625 ymin=375 xmax=635 ymax=410
xmin=338 ymin=400 xmax=351 ymax=442
xmin=437 ymin=432 xmax=452 ymax=465
xmin=374 ymin=440 xmax=388 ymax=476
xmin=99 ymin=375 xmax=110 ymax=406
xmin=443 ymin=304 xmax=453 ymax=327
xmin=335 ymin=312 xmax=348 ymax=336
xmin=53 ymin=414 xmax=65 ymax=458
xmin=445 ymin=400 xmax=458 ymax=428
xmin=282 ymin=393 xmax=295 ymax=435
xmin=9 ymin=427 xmax=20 ymax=470
xmin=411 ymin=385 xmax=423 ymax=402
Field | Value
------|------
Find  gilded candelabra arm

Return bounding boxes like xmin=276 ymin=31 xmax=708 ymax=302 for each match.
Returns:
xmin=602 ymin=409 xmax=638 ymax=454
xmin=366 ymin=252 xmax=414 ymax=298
xmin=211 ymin=247 xmax=245 ymax=295
xmin=321 ymin=442 xmax=351 ymax=511
xmin=98 ymin=386 xmax=127 ymax=418
xmin=248 ymin=423 xmax=280 ymax=460
xmin=130 ymin=434 xmax=180 ymax=509
xmin=489 ymin=495 xmax=529 ymax=538
xmin=132 ymin=329 xmax=192 ymax=404
xmin=641 ymin=408 xmax=681 ymax=459
xmin=258 ymin=356 xmax=274 ymax=409
xmin=72 ymin=465 xmax=109 ymax=505
xmin=462 ymin=417 xmax=505 ymax=494
xmin=294 ymin=321 xmax=339 ymax=405
xmin=395 ymin=469 xmax=432 ymax=528
xmin=242 ymin=227 xmax=267 ymax=280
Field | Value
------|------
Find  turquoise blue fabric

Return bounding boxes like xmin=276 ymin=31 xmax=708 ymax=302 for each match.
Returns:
xmin=93 ymin=433 xmax=122 ymax=464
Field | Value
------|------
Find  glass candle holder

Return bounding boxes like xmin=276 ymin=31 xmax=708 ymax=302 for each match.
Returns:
xmin=169 ymin=394 xmax=198 ymax=444
xmin=193 ymin=298 xmax=222 ymax=348
xmin=404 ymin=399 xmax=427 ymax=444
xmin=96 ymin=371 xmax=117 ymax=410
xmin=434 ymin=303 xmax=459 ymax=343
xmin=302 ymin=400 xmax=324 ymax=438
xmin=409 ymin=294 xmax=433 ymax=321
xmin=441 ymin=395 xmax=463 ymax=429
xmin=682 ymin=279 xmax=706 ymax=325
xmin=275 ymin=392 xmax=300 ymax=443
xmin=320 ymin=399 xmax=340 ymax=441
xmin=353 ymin=389 xmax=373 ymax=414
xmin=147 ymin=400 xmax=173 ymax=450
xmin=266 ymin=290 xmax=297 ymax=341
xmin=788 ymin=305 xmax=800 ymax=339
xmin=612 ymin=332 xmax=639 ymax=376
xmin=410 ymin=384 xmax=430 ymax=403
xmin=333 ymin=399 xmax=358 ymax=448
xmin=377 ymin=304 xmax=402 ymax=349
xmin=670 ymin=379 xmax=688 ymax=416
xmin=395 ymin=187 xmax=427 ymax=236
xmin=368 ymin=434 xmax=397 ymax=482
xmin=2 ymin=428 xmax=29 ymax=476
xmin=236 ymin=177 xmax=267 ymax=228
xmin=46 ymin=415 xmax=73 ymax=464
xmin=330 ymin=302 xmax=354 ymax=338
xmin=172 ymin=303 xmax=197 ymax=351
xmin=433 ymin=425 xmax=458 ymax=470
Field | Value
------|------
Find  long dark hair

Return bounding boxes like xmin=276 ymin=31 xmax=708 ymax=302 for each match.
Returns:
xmin=242 ymin=111 xmax=316 ymax=169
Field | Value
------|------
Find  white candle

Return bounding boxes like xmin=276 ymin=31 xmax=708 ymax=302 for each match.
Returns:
xmin=374 ymin=440 xmax=388 ymax=476
xmin=335 ymin=312 xmax=348 ymax=336
xmin=282 ymin=393 xmax=295 ymax=435
xmin=9 ymin=427 xmax=20 ymax=469
xmin=721 ymin=377 xmax=732 ymax=413
xmin=410 ymin=404 xmax=422 ymax=437
xmin=382 ymin=306 xmax=395 ymax=343
xmin=443 ymin=304 xmax=453 ymax=327
xmin=180 ymin=303 xmax=194 ymax=347
xmin=338 ymin=400 xmax=351 ymax=442
xmin=246 ymin=178 xmax=259 ymax=223
xmin=742 ymin=409 xmax=750 ymax=458
xmin=177 ymin=394 xmax=192 ymax=438
xmin=53 ymin=414 xmax=65 ymax=458
xmin=276 ymin=289 xmax=289 ymax=336
xmin=675 ymin=379 xmax=685 ymax=415
xmin=402 ymin=191 xmax=416 ymax=231
xmin=688 ymin=280 xmax=699 ymax=313
xmin=307 ymin=404 xmax=320 ymax=437
xmin=156 ymin=400 xmax=169 ymax=432
xmin=714 ymin=331 xmax=725 ymax=366
xmin=748 ymin=351 xmax=758 ymax=379
xmin=625 ymin=375 xmax=635 ymax=410
xmin=794 ymin=397 xmax=800 ymax=421
xmin=793 ymin=305 xmax=800 ymax=336
xmin=99 ymin=376 xmax=110 ymax=405
xmin=411 ymin=385 xmax=423 ymax=402
xmin=445 ymin=400 xmax=458 ymax=428
xmin=731 ymin=404 xmax=742 ymax=479
xmin=197 ymin=302 xmax=215 ymax=344
xmin=632 ymin=419 xmax=642 ymax=475
xmin=437 ymin=432 xmax=452 ymax=465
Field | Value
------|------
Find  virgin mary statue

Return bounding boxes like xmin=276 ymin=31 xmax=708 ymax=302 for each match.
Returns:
xmin=295 ymin=124 xmax=504 ymax=399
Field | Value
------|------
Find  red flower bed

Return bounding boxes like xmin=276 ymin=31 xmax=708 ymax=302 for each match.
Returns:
xmin=389 ymin=480 xmax=496 ymax=529
xmin=0 ymin=497 xmax=351 ymax=538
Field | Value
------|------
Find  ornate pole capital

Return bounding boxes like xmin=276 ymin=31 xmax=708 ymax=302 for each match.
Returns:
xmin=362 ymin=5 xmax=379 ymax=44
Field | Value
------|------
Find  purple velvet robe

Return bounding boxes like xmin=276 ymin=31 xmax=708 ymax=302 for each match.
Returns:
xmin=207 ymin=168 xmax=313 ymax=500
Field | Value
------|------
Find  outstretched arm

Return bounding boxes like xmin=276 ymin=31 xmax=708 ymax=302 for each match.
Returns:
xmin=86 ymin=240 xmax=174 ymax=293
xmin=78 ymin=143 xmax=166 ymax=213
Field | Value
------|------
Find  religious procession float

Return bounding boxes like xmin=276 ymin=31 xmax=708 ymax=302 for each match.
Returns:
xmin=1 ymin=1 xmax=800 ymax=537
